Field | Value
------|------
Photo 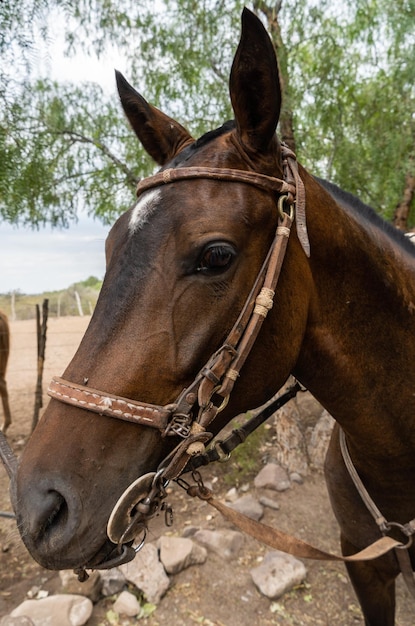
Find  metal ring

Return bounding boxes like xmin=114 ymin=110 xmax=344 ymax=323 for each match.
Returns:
xmin=214 ymin=440 xmax=231 ymax=463
xmin=278 ymin=194 xmax=294 ymax=221
xmin=133 ymin=526 xmax=148 ymax=553
xmin=385 ymin=522 xmax=414 ymax=550
xmin=210 ymin=386 xmax=230 ymax=413
xmin=151 ymin=467 xmax=169 ymax=489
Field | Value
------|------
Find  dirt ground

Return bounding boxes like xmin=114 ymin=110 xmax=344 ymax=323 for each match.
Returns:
xmin=0 ymin=316 xmax=413 ymax=625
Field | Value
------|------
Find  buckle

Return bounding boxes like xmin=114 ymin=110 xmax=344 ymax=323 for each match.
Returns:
xmin=164 ymin=414 xmax=192 ymax=438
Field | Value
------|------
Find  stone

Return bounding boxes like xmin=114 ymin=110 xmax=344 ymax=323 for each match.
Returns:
xmin=120 ymin=543 xmax=169 ymax=604
xmin=59 ymin=569 xmax=102 ymax=602
xmin=250 ymin=550 xmax=307 ymax=599
xmin=0 ymin=618 xmax=35 ymax=626
xmin=289 ymin=472 xmax=304 ymax=484
xmin=10 ymin=595 xmax=93 ymax=626
xmin=258 ymin=495 xmax=280 ymax=511
xmin=225 ymin=487 xmax=238 ymax=502
xmin=181 ymin=526 xmax=199 ymax=538
xmin=158 ymin=535 xmax=207 ymax=574
xmin=26 ymin=587 xmax=46 ymax=600
xmin=113 ymin=590 xmax=141 ymax=617
xmin=254 ymin=463 xmax=290 ymax=492
xmin=100 ymin=567 xmax=126 ymax=597
xmin=228 ymin=494 xmax=264 ymax=521
xmin=193 ymin=529 xmax=244 ymax=560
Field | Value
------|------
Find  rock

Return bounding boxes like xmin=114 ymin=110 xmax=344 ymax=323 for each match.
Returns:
xmin=25 ymin=587 xmax=46 ymax=600
xmin=258 ymin=495 xmax=280 ymax=511
xmin=193 ymin=529 xmax=244 ymax=560
xmin=59 ymin=569 xmax=102 ymax=602
xmin=100 ymin=568 xmax=126 ymax=597
xmin=120 ymin=543 xmax=169 ymax=604
xmin=158 ymin=535 xmax=207 ymax=574
xmin=250 ymin=550 xmax=307 ymax=599
xmin=10 ymin=595 xmax=93 ymax=626
xmin=0 ymin=618 xmax=35 ymax=626
xmin=113 ymin=590 xmax=141 ymax=617
xmin=225 ymin=487 xmax=238 ymax=502
xmin=228 ymin=494 xmax=264 ymax=521
xmin=289 ymin=472 xmax=304 ymax=484
xmin=181 ymin=526 xmax=199 ymax=538
xmin=254 ymin=463 xmax=290 ymax=492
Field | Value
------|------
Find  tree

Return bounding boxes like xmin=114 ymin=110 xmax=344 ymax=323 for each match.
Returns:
xmin=1 ymin=79 xmax=140 ymax=226
xmin=1 ymin=0 xmax=414 ymax=227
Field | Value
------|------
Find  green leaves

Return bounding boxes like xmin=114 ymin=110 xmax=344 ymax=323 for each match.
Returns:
xmin=1 ymin=0 xmax=414 ymax=227
xmin=281 ymin=0 xmax=414 ymax=221
xmin=0 ymin=78 xmax=148 ymax=227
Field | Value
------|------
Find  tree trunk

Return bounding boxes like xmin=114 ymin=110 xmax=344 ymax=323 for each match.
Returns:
xmin=254 ymin=0 xmax=296 ymax=152
xmin=393 ymin=167 xmax=415 ymax=231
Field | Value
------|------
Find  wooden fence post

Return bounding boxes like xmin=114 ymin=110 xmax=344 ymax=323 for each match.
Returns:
xmin=32 ymin=299 xmax=48 ymax=432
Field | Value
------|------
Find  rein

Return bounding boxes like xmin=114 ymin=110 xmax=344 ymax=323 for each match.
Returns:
xmin=339 ymin=429 xmax=415 ymax=597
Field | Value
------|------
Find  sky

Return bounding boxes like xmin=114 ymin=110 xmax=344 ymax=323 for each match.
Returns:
xmin=0 ymin=217 xmax=109 ymax=294
xmin=0 ymin=20 xmax=128 ymax=295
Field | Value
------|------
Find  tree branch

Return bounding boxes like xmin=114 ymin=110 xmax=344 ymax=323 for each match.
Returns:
xmin=55 ymin=128 xmax=139 ymax=187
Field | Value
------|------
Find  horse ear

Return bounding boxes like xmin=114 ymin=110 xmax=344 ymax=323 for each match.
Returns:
xmin=230 ymin=8 xmax=282 ymax=155
xmin=115 ymin=71 xmax=194 ymax=165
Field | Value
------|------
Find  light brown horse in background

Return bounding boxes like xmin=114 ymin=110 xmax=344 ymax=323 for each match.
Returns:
xmin=0 ymin=312 xmax=12 ymax=434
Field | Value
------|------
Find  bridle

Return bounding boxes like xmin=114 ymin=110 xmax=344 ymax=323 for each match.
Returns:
xmin=48 ymin=144 xmax=308 ymax=459
xmin=6 ymin=142 xmax=415 ymax=591
xmin=46 ymin=143 xmax=309 ymax=574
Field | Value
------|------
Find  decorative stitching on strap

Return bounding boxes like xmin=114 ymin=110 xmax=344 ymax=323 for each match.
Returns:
xmin=48 ymin=377 xmax=171 ymax=431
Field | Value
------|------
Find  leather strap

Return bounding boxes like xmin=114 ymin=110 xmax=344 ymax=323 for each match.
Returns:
xmin=281 ymin=144 xmax=309 ymax=257
xmin=135 ymin=145 xmax=310 ymax=259
xmin=189 ymin=486 xmax=402 ymax=562
xmin=48 ymin=377 xmax=172 ymax=431
xmin=395 ymin=548 xmax=415 ymax=599
xmin=136 ymin=166 xmax=295 ymax=197
xmin=188 ymin=382 xmax=303 ymax=470
xmin=340 ymin=428 xmax=415 ymax=595
xmin=0 ymin=430 xmax=18 ymax=480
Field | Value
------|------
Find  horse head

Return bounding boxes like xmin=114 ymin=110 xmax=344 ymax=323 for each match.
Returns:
xmin=14 ymin=9 xmax=312 ymax=571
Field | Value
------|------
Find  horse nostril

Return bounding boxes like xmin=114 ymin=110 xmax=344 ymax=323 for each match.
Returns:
xmin=21 ymin=482 xmax=80 ymax=552
xmin=15 ymin=473 xmax=88 ymax=569
xmin=39 ymin=491 xmax=68 ymax=538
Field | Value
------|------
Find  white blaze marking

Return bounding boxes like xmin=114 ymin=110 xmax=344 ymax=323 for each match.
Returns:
xmin=129 ymin=189 xmax=161 ymax=234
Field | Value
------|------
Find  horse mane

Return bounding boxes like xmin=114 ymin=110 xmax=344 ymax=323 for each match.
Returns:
xmin=194 ymin=120 xmax=236 ymax=150
xmin=316 ymin=176 xmax=415 ymax=256
xmin=167 ymin=120 xmax=236 ymax=168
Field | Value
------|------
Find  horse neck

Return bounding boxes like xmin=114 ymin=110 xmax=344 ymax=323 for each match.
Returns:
xmin=293 ymin=176 xmax=415 ymax=457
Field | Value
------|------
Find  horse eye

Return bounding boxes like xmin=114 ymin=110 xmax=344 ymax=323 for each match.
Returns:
xmin=197 ymin=244 xmax=236 ymax=274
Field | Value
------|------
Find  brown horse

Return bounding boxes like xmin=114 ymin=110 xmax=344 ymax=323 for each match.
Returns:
xmin=12 ymin=10 xmax=415 ymax=625
xmin=0 ymin=311 xmax=11 ymax=434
